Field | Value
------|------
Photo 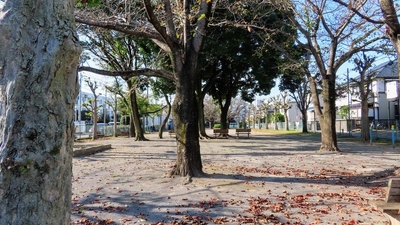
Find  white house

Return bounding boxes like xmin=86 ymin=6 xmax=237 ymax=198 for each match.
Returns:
xmin=336 ymin=60 xmax=398 ymax=121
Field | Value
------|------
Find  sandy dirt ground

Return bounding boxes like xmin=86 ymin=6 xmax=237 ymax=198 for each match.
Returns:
xmin=71 ymin=130 xmax=400 ymax=225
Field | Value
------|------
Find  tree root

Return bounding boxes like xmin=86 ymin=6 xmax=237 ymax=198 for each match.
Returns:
xmin=318 ymin=146 xmax=341 ymax=152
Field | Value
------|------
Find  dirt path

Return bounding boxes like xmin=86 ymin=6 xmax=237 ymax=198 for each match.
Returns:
xmin=71 ymin=131 xmax=400 ymax=224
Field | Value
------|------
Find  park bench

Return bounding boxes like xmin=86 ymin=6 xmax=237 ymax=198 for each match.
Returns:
xmin=369 ymin=178 xmax=400 ymax=225
xmin=235 ymin=128 xmax=251 ymax=138
xmin=213 ymin=129 xmax=229 ymax=138
xmin=168 ymin=130 xmax=175 ymax=138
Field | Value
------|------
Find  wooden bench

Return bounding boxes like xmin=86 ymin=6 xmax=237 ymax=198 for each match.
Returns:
xmin=369 ymin=178 xmax=400 ymax=225
xmin=168 ymin=130 xmax=175 ymax=138
xmin=213 ymin=129 xmax=229 ymax=138
xmin=235 ymin=128 xmax=251 ymax=138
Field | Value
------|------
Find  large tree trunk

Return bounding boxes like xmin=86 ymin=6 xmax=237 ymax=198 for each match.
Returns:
xmin=0 ymin=0 xmax=80 ymax=224
xmin=170 ymin=68 xmax=204 ymax=178
xmin=319 ymin=78 xmax=340 ymax=152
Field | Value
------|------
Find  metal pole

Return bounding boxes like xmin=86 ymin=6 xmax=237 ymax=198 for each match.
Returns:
xmin=389 ymin=101 xmax=391 ymax=127
xmin=370 ymin=126 xmax=373 ymax=145
xmin=104 ymin=88 xmax=107 ymax=124
xmin=347 ymin=68 xmax=351 ymax=136
xmin=78 ymin=73 xmax=82 ymax=122
xmin=314 ymin=110 xmax=316 ymax=133
xmin=392 ymin=125 xmax=395 ymax=148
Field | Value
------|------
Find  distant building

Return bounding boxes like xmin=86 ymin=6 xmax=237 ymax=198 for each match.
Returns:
xmin=74 ymin=90 xmax=114 ymax=123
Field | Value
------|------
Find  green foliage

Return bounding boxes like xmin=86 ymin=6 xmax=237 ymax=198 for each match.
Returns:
xmin=117 ymin=98 xmax=130 ymax=117
xmin=151 ymin=78 xmax=175 ymax=100
xmin=120 ymin=116 xmax=130 ymax=125
xmin=136 ymin=92 xmax=163 ymax=116
xmin=339 ymin=106 xmax=350 ymax=119
xmin=201 ymin=3 xmax=295 ymax=104
xmin=271 ymin=112 xmax=285 ymax=122
xmin=214 ymin=123 xmax=221 ymax=129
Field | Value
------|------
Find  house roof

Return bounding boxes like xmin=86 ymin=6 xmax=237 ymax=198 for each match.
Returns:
xmin=350 ymin=60 xmax=398 ymax=82
xmin=368 ymin=60 xmax=398 ymax=79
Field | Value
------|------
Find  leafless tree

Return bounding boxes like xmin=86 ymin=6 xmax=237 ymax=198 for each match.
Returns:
xmin=280 ymin=92 xmax=291 ymax=131
xmin=229 ymin=98 xmax=248 ymax=126
xmin=333 ymin=0 xmax=400 ymax=75
xmin=351 ymin=53 xmax=377 ymax=142
xmin=203 ymin=95 xmax=220 ymax=129
xmin=85 ymin=79 xmax=101 ymax=140
xmin=264 ymin=0 xmax=388 ymax=151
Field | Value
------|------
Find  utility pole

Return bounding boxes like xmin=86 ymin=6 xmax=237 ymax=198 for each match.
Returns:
xmin=104 ymin=88 xmax=107 ymax=124
xmin=347 ymin=68 xmax=351 ymax=136
xmin=78 ymin=73 xmax=82 ymax=122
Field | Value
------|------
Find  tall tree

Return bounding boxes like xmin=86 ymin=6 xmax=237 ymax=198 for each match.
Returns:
xmin=79 ymin=30 xmax=151 ymax=140
xmin=76 ymin=0 xmax=212 ymax=178
xmin=279 ymin=47 xmax=312 ymax=133
xmin=0 ymin=0 xmax=80 ymax=224
xmin=266 ymin=0 xmax=387 ymax=151
xmin=205 ymin=25 xmax=280 ymax=130
xmin=333 ymin=0 xmax=400 ymax=146
xmin=202 ymin=2 xmax=293 ymax=132
xmin=280 ymin=74 xmax=312 ymax=133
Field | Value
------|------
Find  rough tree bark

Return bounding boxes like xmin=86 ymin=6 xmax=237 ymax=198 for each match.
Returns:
xmin=379 ymin=0 xmax=400 ymax=56
xmin=170 ymin=66 xmax=204 ymax=178
xmin=0 ymin=0 xmax=80 ymax=224
xmin=319 ymin=76 xmax=339 ymax=151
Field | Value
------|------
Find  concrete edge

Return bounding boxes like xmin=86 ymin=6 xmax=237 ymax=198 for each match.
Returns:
xmin=73 ymin=144 xmax=112 ymax=157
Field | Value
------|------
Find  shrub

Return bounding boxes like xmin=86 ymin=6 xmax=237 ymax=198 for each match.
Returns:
xmin=214 ymin=123 xmax=221 ymax=129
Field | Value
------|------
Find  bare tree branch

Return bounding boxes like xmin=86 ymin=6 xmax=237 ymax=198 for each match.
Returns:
xmin=78 ymin=66 xmax=175 ymax=81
